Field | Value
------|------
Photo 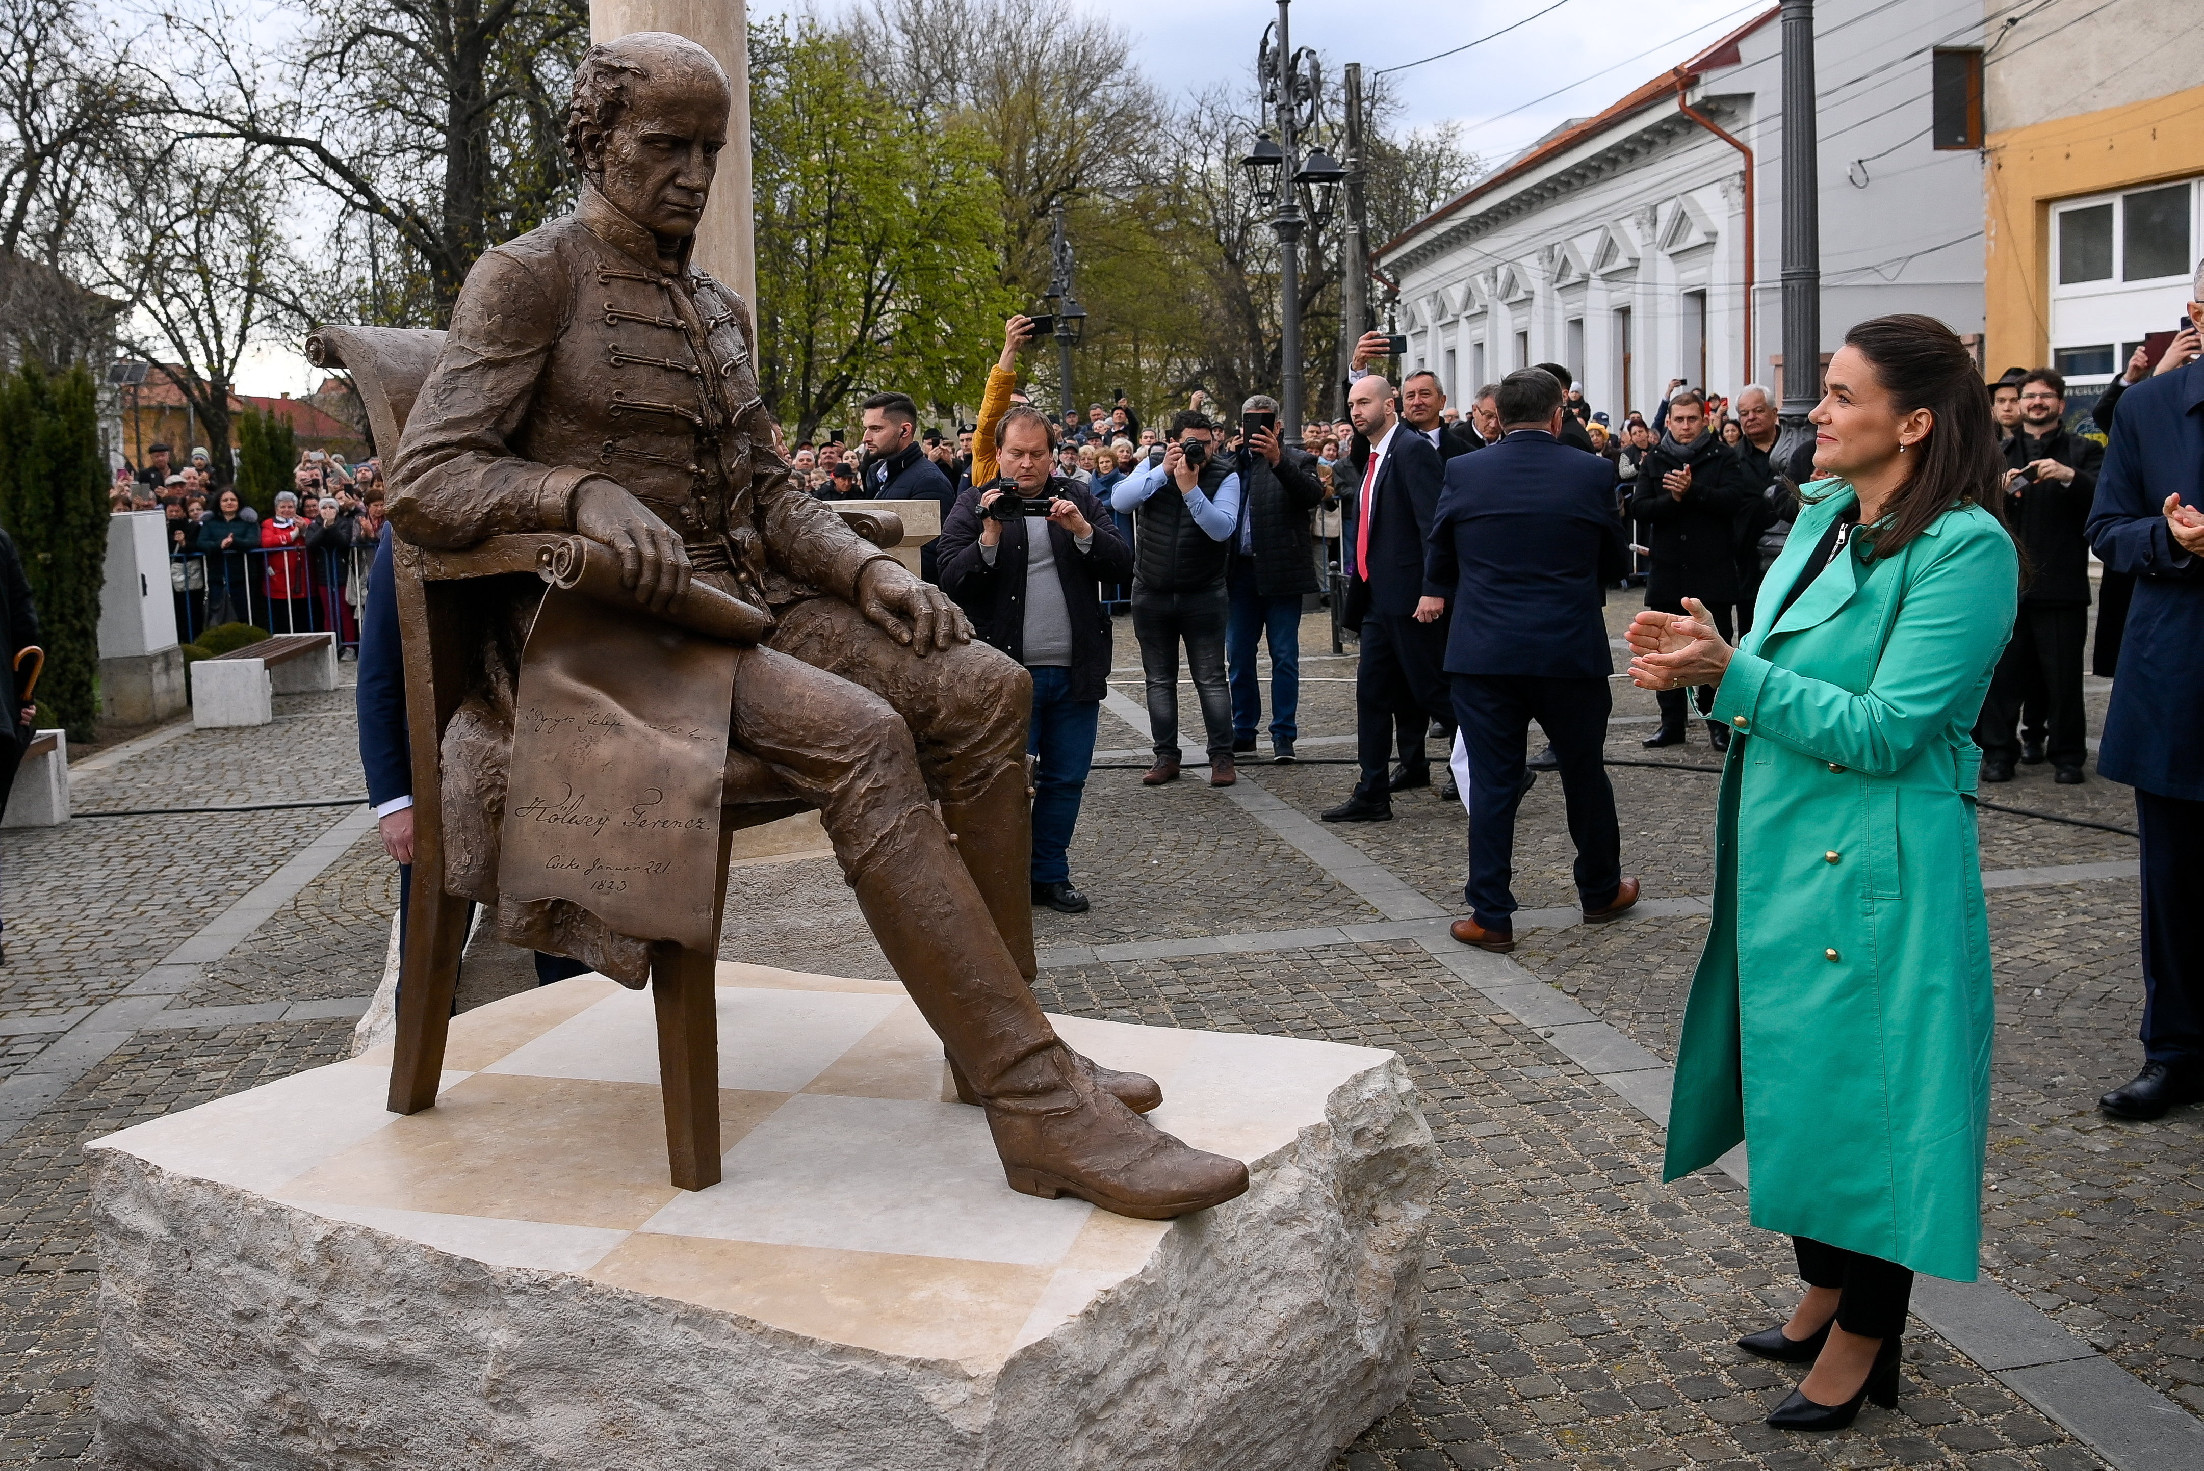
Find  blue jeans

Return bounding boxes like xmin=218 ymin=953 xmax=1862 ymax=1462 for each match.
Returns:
xmin=1226 ymin=556 xmax=1302 ymax=745
xmin=1027 ymin=666 xmax=1100 ymax=884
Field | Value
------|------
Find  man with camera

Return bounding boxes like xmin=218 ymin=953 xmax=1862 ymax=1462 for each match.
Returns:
xmin=1226 ymin=394 xmax=1325 ymax=764
xmin=939 ymin=406 xmax=1133 ymax=915
xmin=1109 ymin=409 xmax=1242 ymax=787
xmin=1976 ymin=368 xmax=2103 ymax=784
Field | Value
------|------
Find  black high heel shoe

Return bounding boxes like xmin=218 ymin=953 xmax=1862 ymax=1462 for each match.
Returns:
xmin=1766 ymin=1335 xmax=1903 ymax=1431
xmin=1737 ymin=1319 xmax=1831 ymax=1362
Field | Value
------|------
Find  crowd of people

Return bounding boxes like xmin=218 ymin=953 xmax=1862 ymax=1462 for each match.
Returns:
xmin=111 ymin=440 xmax=384 ymax=647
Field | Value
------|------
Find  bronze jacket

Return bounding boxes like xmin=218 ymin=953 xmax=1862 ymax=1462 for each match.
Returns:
xmin=391 ymin=186 xmax=888 ymax=609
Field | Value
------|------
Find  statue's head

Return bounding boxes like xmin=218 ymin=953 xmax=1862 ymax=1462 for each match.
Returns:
xmin=565 ymin=33 xmax=731 ymax=244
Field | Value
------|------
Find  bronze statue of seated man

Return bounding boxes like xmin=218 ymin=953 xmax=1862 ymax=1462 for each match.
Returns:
xmin=387 ymin=32 xmax=1245 ymax=1220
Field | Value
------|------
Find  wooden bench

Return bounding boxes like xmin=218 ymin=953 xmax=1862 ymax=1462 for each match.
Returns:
xmin=2 ymin=729 xmax=67 ymax=828
xmin=192 ymin=632 xmax=338 ymax=727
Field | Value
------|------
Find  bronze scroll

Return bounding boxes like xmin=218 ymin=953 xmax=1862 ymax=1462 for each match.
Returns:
xmin=535 ymin=535 xmax=772 ymax=645
xmin=498 ymin=583 xmax=739 ymax=951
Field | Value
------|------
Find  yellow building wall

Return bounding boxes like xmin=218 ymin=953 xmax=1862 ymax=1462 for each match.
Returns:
xmin=1985 ymin=84 xmax=2204 ymax=372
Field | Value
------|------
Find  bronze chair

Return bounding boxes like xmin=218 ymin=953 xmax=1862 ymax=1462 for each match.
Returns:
xmin=307 ymin=326 xmax=904 ymax=1191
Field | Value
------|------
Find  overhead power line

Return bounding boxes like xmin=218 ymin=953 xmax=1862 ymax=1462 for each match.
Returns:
xmin=1373 ymin=0 xmax=1581 ymax=77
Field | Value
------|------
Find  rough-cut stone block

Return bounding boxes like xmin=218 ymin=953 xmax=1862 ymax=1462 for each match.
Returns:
xmin=99 ymin=646 xmax=188 ymax=724
xmin=267 ymin=633 xmax=338 ymax=694
xmin=2 ymin=729 xmax=67 ymax=827
xmin=189 ymin=657 xmax=272 ymax=726
xmin=90 ymin=963 xmax=1437 ymax=1470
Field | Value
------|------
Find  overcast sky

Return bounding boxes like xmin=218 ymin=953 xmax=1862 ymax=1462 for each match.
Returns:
xmin=241 ymin=0 xmax=1764 ymax=396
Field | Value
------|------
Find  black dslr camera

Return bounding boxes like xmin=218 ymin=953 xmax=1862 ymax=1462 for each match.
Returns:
xmin=1179 ymin=437 xmax=1208 ymax=466
xmin=981 ymin=476 xmax=1057 ymax=520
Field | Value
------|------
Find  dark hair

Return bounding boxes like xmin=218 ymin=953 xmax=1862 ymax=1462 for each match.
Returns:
xmin=1832 ymin=313 xmax=2012 ymax=563
xmin=1667 ymin=388 xmax=1707 ymax=414
xmin=1533 ymin=361 xmax=1573 ymax=390
xmin=861 ymin=391 xmax=918 ymax=427
xmin=148 ymin=441 xmax=172 ymax=455
xmin=996 ymin=404 xmax=1057 ymax=449
xmin=1402 ymin=369 xmax=1441 ymax=392
xmin=2019 ymin=368 xmax=2066 ymax=398
xmin=1495 ymin=368 xmax=1564 ymax=427
xmin=1171 ymin=409 xmax=1214 ymax=437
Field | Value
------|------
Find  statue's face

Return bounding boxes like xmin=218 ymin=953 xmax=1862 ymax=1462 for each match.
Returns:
xmin=595 ymin=71 xmax=730 ymax=241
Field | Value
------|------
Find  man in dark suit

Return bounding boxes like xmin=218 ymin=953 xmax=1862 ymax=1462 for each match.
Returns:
xmin=1324 ymin=372 xmax=1449 ymax=822
xmin=1424 ymin=368 xmax=1638 ymax=952
xmin=358 ymin=524 xmax=588 ymax=986
xmin=2087 ymin=279 xmax=2204 ymax=1121
xmin=860 ymin=391 xmax=958 ymax=582
xmin=1533 ymin=364 xmax=1601 ymax=455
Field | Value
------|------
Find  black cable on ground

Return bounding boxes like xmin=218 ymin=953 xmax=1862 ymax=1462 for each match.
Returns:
xmin=75 ymin=797 xmax=369 ymax=819
xmin=1091 ymin=757 xmax=2141 ymax=838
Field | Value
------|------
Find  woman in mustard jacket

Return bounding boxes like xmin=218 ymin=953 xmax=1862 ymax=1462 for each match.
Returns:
xmin=1626 ymin=315 xmax=2019 ymax=1431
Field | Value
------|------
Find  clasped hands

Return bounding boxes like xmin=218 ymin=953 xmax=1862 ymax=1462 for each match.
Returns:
xmin=1625 ymin=596 xmax=1734 ymax=691
xmin=573 ymin=477 xmax=970 ymax=655
xmin=2166 ymin=494 xmax=2204 ymax=557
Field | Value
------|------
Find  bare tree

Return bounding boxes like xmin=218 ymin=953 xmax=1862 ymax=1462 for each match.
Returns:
xmin=84 ymin=137 xmax=309 ymax=486
xmin=156 ymin=0 xmax=589 ymax=323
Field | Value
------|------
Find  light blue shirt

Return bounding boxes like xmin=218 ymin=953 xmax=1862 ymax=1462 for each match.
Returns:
xmin=1111 ymin=459 xmax=1241 ymax=541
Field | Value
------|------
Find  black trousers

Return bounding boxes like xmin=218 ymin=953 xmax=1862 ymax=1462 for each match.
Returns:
xmin=1452 ymin=673 xmax=1622 ymax=928
xmin=1793 ymin=1237 xmax=1913 ymax=1340
xmin=1355 ymin=612 xmax=1452 ymax=787
xmin=1650 ymin=600 xmax=1735 ymax=733
xmin=1975 ymin=605 xmax=2088 ymax=770
xmin=2136 ymin=789 xmax=2204 ymax=1069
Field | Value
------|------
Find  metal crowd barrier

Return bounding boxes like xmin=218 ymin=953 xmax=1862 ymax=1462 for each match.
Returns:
xmin=170 ymin=542 xmax=372 ymax=652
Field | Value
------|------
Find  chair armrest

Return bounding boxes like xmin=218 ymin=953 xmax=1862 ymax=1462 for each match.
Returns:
xmin=397 ymin=533 xmax=569 ymax=582
xmin=834 ymin=508 xmax=904 ymax=548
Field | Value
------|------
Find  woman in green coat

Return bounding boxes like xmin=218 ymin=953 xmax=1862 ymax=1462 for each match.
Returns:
xmin=1626 ymin=315 xmax=2019 ymax=1431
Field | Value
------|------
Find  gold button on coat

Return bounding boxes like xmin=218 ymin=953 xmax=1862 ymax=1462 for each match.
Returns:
xmin=1825 ymin=851 xmax=1841 ymax=863
xmin=1827 ymin=762 xmax=1845 ymax=772
xmin=1732 ymin=716 xmax=1749 ymax=729
xmin=1825 ymin=948 xmax=1840 ymax=961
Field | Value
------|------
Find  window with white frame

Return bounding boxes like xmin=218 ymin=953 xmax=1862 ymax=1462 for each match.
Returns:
xmin=2048 ymin=176 xmax=2200 ymax=390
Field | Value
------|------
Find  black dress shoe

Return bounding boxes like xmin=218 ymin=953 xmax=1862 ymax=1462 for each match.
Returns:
xmin=1642 ymin=727 xmax=1688 ymax=749
xmin=1271 ymin=740 xmax=1297 ymax=764
xmin=1436 ymin=773 xmax=1459 ymax=802
xmin=2054 ymin=765 xmax=2085 ymax=785
xmin=1031 ymin=880 xmax=1090 ymax=914
xmin=1232 ymin=734 xmax=1257 ymax=754
xmin=1980 ymin=758 xmax=2015 ymax=783
xmin=1709 ymin=722 xmax=1731 ymax=752
xmin=1766 ymin=1336 xmax=1902 ymax=1431
xmin=1737 ymin=1320 xmax=1831 ymax=1363
xmin=2020 ymin=738 xmax=2046 ymax=765
xmin=2099 ymin=1062 xmax=2204 ymax=1120
xmin=1322 ymin=787 xmax=1393 ymax=822
xmin=1388 ymin=762 xmax=1431 ymax=792
xmin=1527 ymin=744 xmax=1561 ymax=771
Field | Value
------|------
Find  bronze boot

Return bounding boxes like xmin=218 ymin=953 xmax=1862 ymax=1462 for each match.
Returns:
xmin=947 ymin=1053 xmax=1163 ymax=1114
xmin=850 ymin=814 xmax=1245 ymax=1220
xmin=939 ymin=758 xmax=1039 ymax=982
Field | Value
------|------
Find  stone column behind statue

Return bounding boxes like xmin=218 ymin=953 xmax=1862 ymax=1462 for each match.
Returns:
xmin=590 ymin=0 xmax=755 ymax=305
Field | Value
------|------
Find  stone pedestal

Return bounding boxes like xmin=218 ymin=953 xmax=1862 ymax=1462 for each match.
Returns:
xmin=99 ymin=646 xmax=187 ymax=726
xmin=98 ymin=511 xmax=186 ymax=724
xmin=267 ymin=633 xmax=338 ymax=694
xmin=2 ymin=729 xmax=67 ymax=827
xmin=188 ymin=658 xmax=272 ymax=727
xmin=89 ymin=963 xmax=1435 ymax=1471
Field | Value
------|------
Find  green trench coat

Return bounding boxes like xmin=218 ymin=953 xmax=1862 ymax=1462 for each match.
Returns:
xmin=1662 ymin=485 xmax=2018 ymax=1282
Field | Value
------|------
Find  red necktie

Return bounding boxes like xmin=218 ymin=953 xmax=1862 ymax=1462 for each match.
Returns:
xmin=1357 ymin=449 xmax=1379 ymax=579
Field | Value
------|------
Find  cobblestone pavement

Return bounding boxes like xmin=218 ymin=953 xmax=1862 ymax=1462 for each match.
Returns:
xmin=0 ymin=596 xmax=2190 ymax=1467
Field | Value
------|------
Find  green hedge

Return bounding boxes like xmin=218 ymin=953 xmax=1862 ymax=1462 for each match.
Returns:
xmin=0 ymin=364 xmax=107 ymax=740
xmin=197 ymin=622 xmax=269 ymax=656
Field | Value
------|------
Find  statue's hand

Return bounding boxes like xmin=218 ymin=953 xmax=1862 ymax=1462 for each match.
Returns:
xmin=858 ymin=561 xmax=971 ymax=656
xmin=575 ymin=478 xmax=691 ymax=614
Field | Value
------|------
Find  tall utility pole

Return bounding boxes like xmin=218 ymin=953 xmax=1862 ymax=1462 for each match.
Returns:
xmin=1335 ymin=62 xmax=1370 ymax=421
xmin=1245 ymin=1 xmax=1343 ymax=440
xmin=1778 ymin=0 xmax=1821 ymax=427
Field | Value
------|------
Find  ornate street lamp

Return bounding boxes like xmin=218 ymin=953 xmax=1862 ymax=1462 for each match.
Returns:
xmin=1248 ymin=0 xmax=1334 ymax=438
xmin=1046 ymin=201 xmax=1084 ymax=417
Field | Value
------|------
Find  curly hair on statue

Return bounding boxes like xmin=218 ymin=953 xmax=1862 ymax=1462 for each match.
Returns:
xmin=563 ymin=47 xmax=654 ymax=173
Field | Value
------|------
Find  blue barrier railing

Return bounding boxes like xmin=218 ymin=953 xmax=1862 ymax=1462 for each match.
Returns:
xmin=170 ymin=542 xmax=372 ymax=653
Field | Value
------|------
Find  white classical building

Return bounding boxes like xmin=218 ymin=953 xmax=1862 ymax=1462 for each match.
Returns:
xmin=1376 ymin=0 xmax=1989 ymax=419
